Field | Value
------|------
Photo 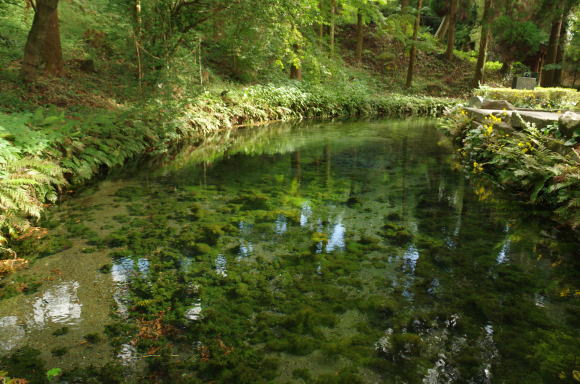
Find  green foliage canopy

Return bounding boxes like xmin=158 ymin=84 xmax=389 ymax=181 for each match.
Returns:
xmin=492 ymin=15 xmax=547 ymax=63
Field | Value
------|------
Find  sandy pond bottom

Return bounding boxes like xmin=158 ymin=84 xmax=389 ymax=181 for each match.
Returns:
xmin=0 ymin=120 xmax=578 ymax=384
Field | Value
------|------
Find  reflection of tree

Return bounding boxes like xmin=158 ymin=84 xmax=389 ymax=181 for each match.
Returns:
xmin=323 ymin=142 xmax=331 ymax=189
xmin=401 ymin=136 xmax=407 ymax=221
xmin=291 ymin=151 xmax=302 ymax=184
xmin=400 ymin=170 xmax=580 ymax=383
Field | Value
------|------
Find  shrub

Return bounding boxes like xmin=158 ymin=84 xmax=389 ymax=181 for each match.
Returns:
xmin=474 ymin=86 xmax=580 ymax=110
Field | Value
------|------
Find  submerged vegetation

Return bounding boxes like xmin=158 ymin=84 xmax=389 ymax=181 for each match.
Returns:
xmin=0 ymin=122 xmax=578 ymax=383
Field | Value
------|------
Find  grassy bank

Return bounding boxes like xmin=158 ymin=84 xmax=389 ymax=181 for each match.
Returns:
xmin=442 ymin=108 xmax=580 ymax=230
xmin=0 ymin=82 xmax=454 ymax=262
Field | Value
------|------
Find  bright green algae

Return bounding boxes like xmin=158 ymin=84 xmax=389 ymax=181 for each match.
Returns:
xmin=0 ymin=120 xmax=578 ymax=384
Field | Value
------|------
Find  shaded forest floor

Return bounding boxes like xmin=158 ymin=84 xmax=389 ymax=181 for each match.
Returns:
xmin=0 ymin=21 xmax=505 ymax=114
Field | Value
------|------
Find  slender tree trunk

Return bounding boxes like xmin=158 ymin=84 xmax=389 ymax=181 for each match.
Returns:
xmin=401 ymin=0 xmax=409 ymax=11
xmin=318 ymin=0 xmax=324 ymax=47
xmin=445 ymin=0 xmax=458 ymax=60
xmin=541 ymin=7 xmax=564 ymax=87
xmin=134 ymin=0 xmax=143 ymax=91
xmin=473 ymin=0 xmax=492 ymax=87
xmin=529 ymin=53 xmax=541 ymax=73
xmin=435 ymin=15 xmax=448 ymax=40
xmin=22 ymin=0 xmax=64 ymax=82
xmin=554 ymin=5 xmax=572 ymax=86
xmin=355 ymin=9 xmax=364 ymax=65
xmin=406 ymin=0 xmax=423 ymax=88
xmin=538 ymin=54 xmax=545 ymax=84
xmin=330 ymin=0 xmax=336 ymax=56
xmin=290 ymin=65 xmax=302 ymax=80
xmin=290 ymin=44 xmax=302 ymax=80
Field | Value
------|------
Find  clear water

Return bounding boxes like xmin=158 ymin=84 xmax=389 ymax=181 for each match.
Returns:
xmin=0 ymin=120 xmax=578 ymax=384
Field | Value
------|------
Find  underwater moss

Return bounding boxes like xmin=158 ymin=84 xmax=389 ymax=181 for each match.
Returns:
xmin=51 ymin=346 xmax=68 ymax=357
xmin=105 ymin=233 xmax=128 ymax=247
xmin=381 ymin=223 xmax=413 ymax=245
xmin=193 ymin=243 xmax=213 ymax=255
xmin=83 ymin=333 xmax=102 ymax=344
xmin=391 ymin=333 xmax=422 ymax=358
xmin=52 ymin=327 xmax=69 ymax=336
xmin=197 ymin=224 xmax=226 ymax=246
xmin=292 ymin=369 xmax=312 ymax=382
xmin=231 ymin=192 xmax=270 ymax=210
xmin=0 ymin=347 xmax=47 ymax=384
xmin=3 ymin=121 xmax=577 ymax=384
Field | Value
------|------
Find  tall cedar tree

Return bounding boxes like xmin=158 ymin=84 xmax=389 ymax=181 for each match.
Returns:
xmin=541 ymin=0 xmax=569 ymax=86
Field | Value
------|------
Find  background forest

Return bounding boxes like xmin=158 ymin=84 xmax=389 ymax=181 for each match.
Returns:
xmin=0 ymin=0 xmax=579 ymax=107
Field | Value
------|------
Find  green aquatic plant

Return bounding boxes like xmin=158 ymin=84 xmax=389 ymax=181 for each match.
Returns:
xmin=382 ymin=223 xmax=413 ymax=245
xmin=50 ymin=347 xmax=68 ymax=357
xmin=52 ymin=327 xmax=69 ymax=336
xmin=83 ymin=333 xmax=102 ymax=344
xmin=0 ymin=347 xmax=47 ymax=384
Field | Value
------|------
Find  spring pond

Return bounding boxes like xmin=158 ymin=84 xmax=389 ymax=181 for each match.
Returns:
xmin=0 ymin=119 xmax=578 ymax=384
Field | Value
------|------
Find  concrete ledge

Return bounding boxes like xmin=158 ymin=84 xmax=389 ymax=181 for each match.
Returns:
xmin=465 ymin=107 xmax=561 ymax=129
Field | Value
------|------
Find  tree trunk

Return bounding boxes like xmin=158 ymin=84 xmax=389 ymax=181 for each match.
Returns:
xmin=318 ymin=0 xmax=324 ymax=47
xmin=22 ymin=0 xmax=64 ymax=82
xmin=355 ymin=9 xmax=364 ymax=65
xmin=537 ymin=54 xmax=544 ymax=84
xmin=406 ymin=0 xmax=423 ymax=88
xmin=134 ymin=0 xmax=143 ymax=90
xmin=401 ymin=0 xmax=409 ymax=11
xmin=554 ymin=5 xmax=572 ymax=86
xmin=435 ymin=15 xmax=448 ymax=40
xmin=500 ymin=61 xmax=511 ymax=75
xmin=473 ymin=0 xmax=492 ymax=87
xmin=541 ymin=8 xmax=563 ymax=87
xmin=290 ymin=44 xmax=302 ymax=80
xmin=445 ymin=0 xmax=458 ymax=60
xmin=330 ymin=0 xmax=336 ymax=56
xmin=290 ymin=65 xmax=302 ymax=80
